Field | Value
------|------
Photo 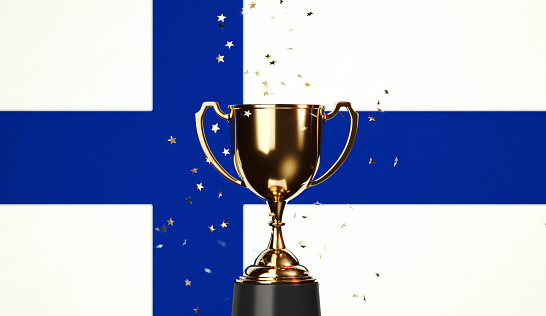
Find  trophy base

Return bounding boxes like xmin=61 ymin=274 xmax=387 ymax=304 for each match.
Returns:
xmin=231 ymin=282 xmax=321 ymax=316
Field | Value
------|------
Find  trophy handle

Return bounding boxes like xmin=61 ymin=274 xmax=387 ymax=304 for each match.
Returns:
xmin=195 ymin=101 xmax=245 ymax=187
xmin=308 ymin=101 xmax=359 ymax=187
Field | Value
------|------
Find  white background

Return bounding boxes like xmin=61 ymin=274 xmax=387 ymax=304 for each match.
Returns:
xmin=243 ymin=0 xmax=546 ymax=111
xmin=0 ymin=205 xmax=152 ymax=316
xmin=244 ymin=204 xmax=546 ymax=315
xmin=0 ymin=0 xmax=152 ymax=111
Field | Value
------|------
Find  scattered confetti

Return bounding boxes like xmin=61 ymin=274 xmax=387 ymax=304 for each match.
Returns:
xmin=217 ymin=240 xmax=227 ymax=247
xmin=302 ymin=215 xmax=307 ymax=219
xmin=368 ymin=116 xmax=375 ymax=122
xmin=369 ymin=158 xmax=375 ymax=165
xmin=384 ymin=89 xmax=389 ymax=94
xmin=185 ymin=279 xmax=191 ymax=286
xmin=263 ymin=81 xmax=269 ymax=87
xmin=218 ymin=23 xmax=224 ymax=30
xmin=244 ymin=110 xmax=252 ymax=117
xmin=186 ymin=197 xmax=193 ymax=204
xmin=341 ymin=223 xmax=346 ymax=228
xmin=222 ymin=148 xmax=230 ymax=156
xmin=301 ymin=126 xmax=308 ymax=131
xmin=216 ymin=54 xmax=224 ymax=63
xmin=255 ymin=70 xmax=261 ymax=76
xmin=376 ymin=272 xmax=380 ymax=277
xmin=221 ymin=220 xmax=229 ymax=228
xmin=204 ymin=267 xmax=212 ymax=274
xmin=265 ymin=54 xmax=271 ymax=59
xmin=218 ymin=190 xmax=223 ymax=198
xmin=205 ymin=157 xmax=212 ymax=164
xmin=394 ymin=157 xmax=398 ymax=167
xmin=377 ymin=100 xmax=380 ymax=105
xmin=305 ymin=82 xmax=311 ymax=86
xmin=353 ymin=294 xmax=359 ymax=298
xmin=377 ymin=108 xmax=384 ymax=113
xmin=197 ymin=183 xmax=204 ymax=191
xmin=363 ymin=295 xmax=366 ymax=302
xmin=280 ymin=82 xmax=286 ymax=86
xmin=262 ymin=90 xmax=269 ymax=96
xmin=191 ymin=167 xmax=198 ymax=174
xmin=249 ymin=2 xmax=256 ymax=9
xmin=211 ymin=123 xmax=220 ymax=133
xmin=301 ymin=245 xmax=307 ymax=248
xmin=217 ymin=14 xmax=226 ymax=22
xmin=208 ymin=225 xmax=215 ymax=233
xmin=225 ymin=41 xmax=234 ymax=49
xmin=194 ymin=307 xmax=201 ymax=314
xmin=339 ymin=112 xmax=345 ymax=118
xmin=182 ymin=239 xmax=187 ymax=246
xmin=270 ymin=60 xmax=276 ymax=65
xmin=168 ymin=136 xmax=176 ymax=144
xmin=156 ymin=244 xmax=163 ymax=249
xmin=314 ymin=201 xmax=321 ymax=205
xmin=167 ymin=218 xmax=174 ymax=226
xmin=307 ymin=11 xmax=314 ymax=16
xmin=268 ymin=212 xmax=275 ymax=217
xmin=162 ymin=225 xmax=167 ymax=232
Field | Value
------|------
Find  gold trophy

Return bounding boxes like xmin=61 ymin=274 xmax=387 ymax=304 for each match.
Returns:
xmin=195 ymin=102 xmax=358 ymax=316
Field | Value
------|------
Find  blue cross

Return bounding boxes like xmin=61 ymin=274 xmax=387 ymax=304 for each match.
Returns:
xmin=1 ymin=1 xmax=545 ymax=315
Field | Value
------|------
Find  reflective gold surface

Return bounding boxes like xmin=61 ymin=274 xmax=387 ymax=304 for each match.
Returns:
xmin=195 ymin=102 xmax=358 ymax=284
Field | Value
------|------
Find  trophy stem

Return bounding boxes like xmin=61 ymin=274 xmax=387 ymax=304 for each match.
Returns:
xmin=267 ymin=201 xmax=286 ymax=250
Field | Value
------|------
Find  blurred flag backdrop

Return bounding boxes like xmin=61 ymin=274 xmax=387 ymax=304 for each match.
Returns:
xmin=0 ymin=0 xmax=545 ymax=315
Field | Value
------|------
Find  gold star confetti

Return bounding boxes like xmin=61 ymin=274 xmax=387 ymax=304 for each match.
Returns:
xmin=156 ymin=244 xmax=163 ymax=248
xmin=244 ymin=110 xmax=252 ymax=117
xmin=369 ymin=158 xmax=375 ymax=165
xmin=154 ymin=227 xmax=160 ymax=232
xmin=194 ymin=307 xmax=201 ymax=313
xmin=217 ymin=14 xmax=226 ymax=22
xmin=196 ymin=183 xmax=204 ymax=191
xmin=249 ymin=2 xmax=256 ymax=9
xmin=305 ymin=82 xmax=310 ymax=86
xmin=191 ymin=167 xmax=198 ymax=174
xmin=268 ymin=212 xmax=275 ymax=217
xmin=211 ymin=123 xmax=220 ymax=133
xmin=226 ymin=41 xmax=234 ymax=49
xmin=205 ymin=157 xmax=211 ymax=164
xmin=162 ymin=225 xmax=167 ymax=232
xmin=394 ymin=157 xmax=398 ymax=167
xmin=222 ymin=148 xmax=230 ymax=156
xmin=263 ymin=81 xmax=269 ymax=87
xmin=186 ymin=197 xmax=193 ymax=204
xmin=218 ymin=23 xmax=224 ymax=30
xmin=185 ymin=278 xmax=191 ymax=286
xmin=216 ymin=54 xmax=224 ymax=63
xmin=221 ymin=220 xmax=229 ymax=228
xmin=208 ymin=225 xmax=215 ymax=233
xmin=307 ymin=11 xmax=314 ymax=16
xmin=377 ymin=108 xmax=384 ymax=113
xmin=301 ymin=245 xmax=307 ymax=248
xmin=353 ymin=294 xmax=359 ymax=298
xmin=314 ymin=201 xmax=321 ymax=205
xmin=168 ymin=136 xmax=176 ymax=144
xmin=384 ymin=89 xmax=389 ymax=94
xmin=218 ymin=190 xmax=222 ymax=198
xmin=265 ymin=54 xmax=271 ymax=59
xmin=244 ymin=70 xmax=249 ymax=75
xmin=167 ymin=218 xmax=174 ymax=226
xmin=270 ymin=60 xmax=276 ymax=65
xmin=368 ymin=116 xmax=375 ymax=121
xmin=255 ymin=70 xmax=261 ymax=76
xmin=262 ymin=90 xmax=269 ymax=96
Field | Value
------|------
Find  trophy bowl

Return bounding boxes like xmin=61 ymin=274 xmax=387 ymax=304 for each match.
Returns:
xmin=196 ymin=102 xmax=358 ymax=316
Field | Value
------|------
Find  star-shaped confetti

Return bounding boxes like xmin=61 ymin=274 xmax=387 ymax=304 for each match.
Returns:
xmin=255 ymin=70 xmax=261 ymax=76
xmin=369 ymin=158 xmax=375 ymax=165
xmin=162 ymin=225 xmax=167 ymax=232
xmin=168 ymin=136 xmax=176 ymax=144
xmin=217 ymin=14 xmax=226 ymax=22
xmin=305 ymin=82 xmax=310 ymax=86
xmin=244 ymin=110 xmax=252 ymax=117
xmin=196 ymin=183 xmax=204 ymax=191
xmin=244 ymin=70 xmax=249 ymax=75
xmin=218 ymin=190 xmax=222 ymax=198
xmin=218 ymin=23 xmax=224 ymax=30
xmin=186 ymin=197 xmax=193 ymax=204
xmin=262 ymin=90 xmax=269 ymax=96
xmin=221 ymin=220 xmax=229 ymax=228
xmin=394 ymin=157 xmax=398 ymax=167
xmin=222 ymin=148 xmax=230 ymax=156
xmin=314 ymin=201 xmax=321 ymax=205
xmin=301 ymin=245 xmax=307 ymax=248
xmin=156 ymin=244 xmax=163 ymax=249
xmin=208 ymin=225 xmax=215 ymax=233
xmin=302 ymin=215 xmax=307 ymax=219
xmin=307 ymin=11 xmax=314 ymax=16
xmin=167 ymin=218 xmax=174 ymax=226
xmin=191 ymin=167 xmax=198 ymax=174
xmin=216 ymin=54 xmax=224 ymax=63
xmin=263 ymin=81 xmax=269 ymax=87
xmin=384 ymin=89 xmax=389 ymax=94
xmin=194 ymin=307 xmax=201 ymax=313
xmin=249 ymin=2 xmax=256 ymax=9
xmin=270 ymin=60 xmax=276 ymax=65
xmin=353 ymin=294 xmax=359 ymax=298
xmin=268 ymin=212 xmax=275 ymax=217
xmin=205 ymin=157 xmax=212 ymax=164
xmin=211 ymin=123 xmax=220 ymax=133
xmin=226 ymin=41 xmax=234 ymax=49
xmin=378 ymin=108 xmax=384 ymax=113
xmin=265 ymin=54 xmax=271 ymax=59
xmin=185 ymin=278 xmax=191 ymax=286
xmin=368 ymin=116 xmax=375 ymax=121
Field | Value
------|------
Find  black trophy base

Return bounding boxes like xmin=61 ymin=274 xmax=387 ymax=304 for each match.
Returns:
xmin=232 ymin=282 xmax=321 ymax=316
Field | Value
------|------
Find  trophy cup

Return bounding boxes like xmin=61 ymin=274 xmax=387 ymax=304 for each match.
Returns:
xmin=195 ymin=102 xmax=358 ymax=316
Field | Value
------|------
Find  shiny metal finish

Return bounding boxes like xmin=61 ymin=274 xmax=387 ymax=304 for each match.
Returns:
xmin=195 ymin=102 xmax=359 ymax=284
